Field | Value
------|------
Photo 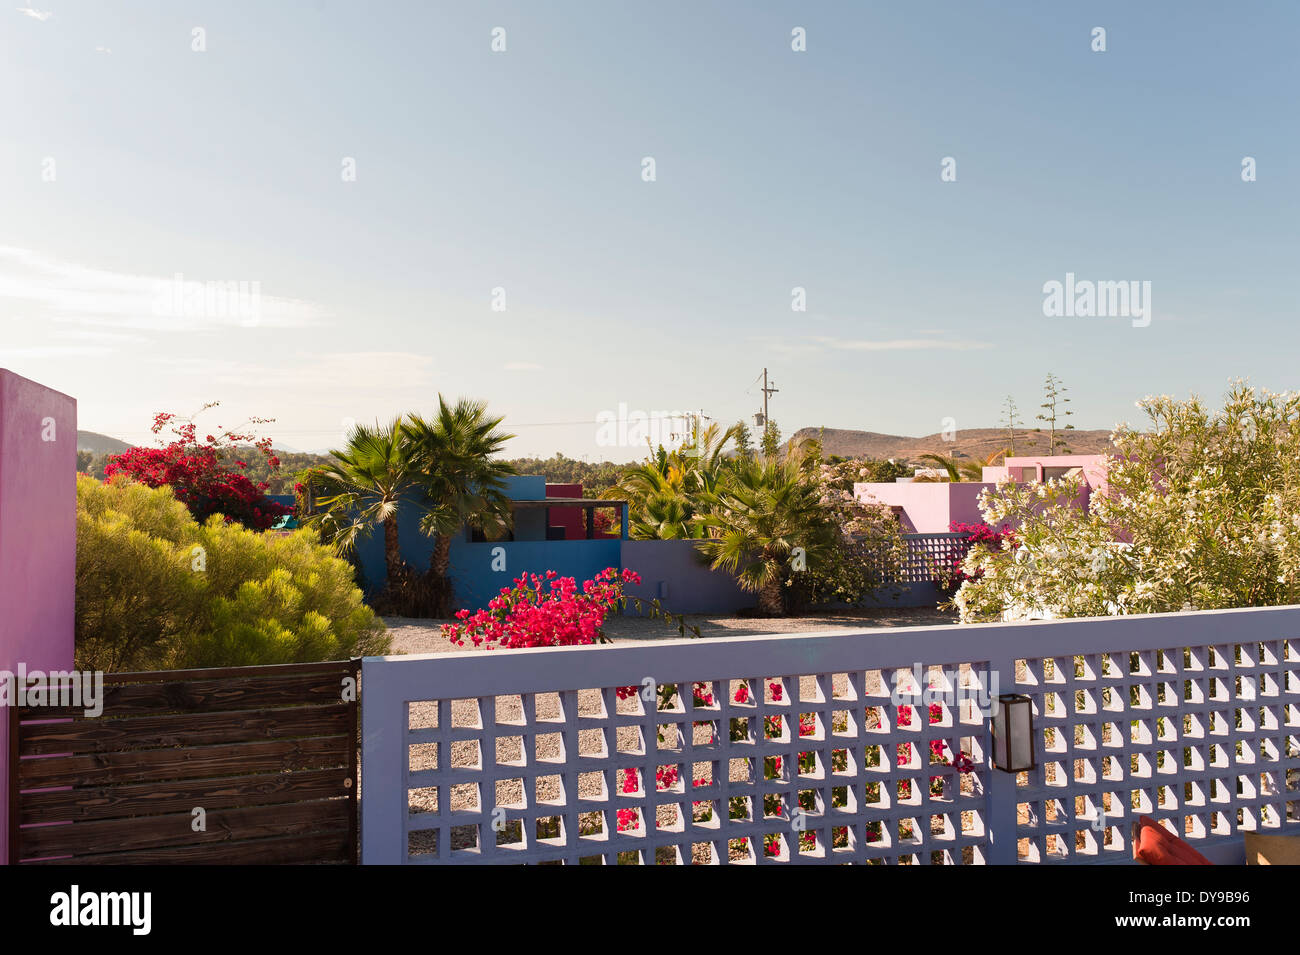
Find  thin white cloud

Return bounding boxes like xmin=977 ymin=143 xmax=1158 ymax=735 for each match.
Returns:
xmin=158 ymin=352 xmax=436 ymax=392
xmin=503 ymin=361 xmax=542 ymax=370
xmin=810 ymin=335 xmax=992 ymax=352
xmin=95 ymin=46 xmax=111 ymax=54
xmin=0 ymin=345 xmax=113 ymax=359
xmin=758 ymin=337 xmax=823 ymax=356
xmin=758 ymin=334 xmax=991 ymax=355
xmin=16 ymin=6 xmax=51 ymax=20
xmin=51 ymin=328 xmax=149 ymax=344
xmin=0 ymin=246 xmax=324 ymax=331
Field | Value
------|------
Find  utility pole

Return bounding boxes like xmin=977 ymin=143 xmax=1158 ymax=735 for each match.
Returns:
xmin=757 ymin=368 xmax=779 ymax=425
xmin=692 ymin=408 xmax=712 ymax=443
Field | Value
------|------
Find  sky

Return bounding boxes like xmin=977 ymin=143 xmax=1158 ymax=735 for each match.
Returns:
xmin=2 ymin=1 xmax=1297 ymax=458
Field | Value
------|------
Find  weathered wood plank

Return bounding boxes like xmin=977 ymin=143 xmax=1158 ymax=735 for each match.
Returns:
xmin=19 ymin=671 xmax=350 ymax=719
xmin=20 ymin=798 xmax=351 ymax=857
xmin=24 ymin=830 xmax=353 ymax=865
xmin=14 ymin=660 xmax=360 ymax=864
xmin=17 ymin=735 xmax=349 ymax=787
xmin=19 ymin=704 xmax=350 ymax=755
xmin=17 ymin=767 xmax=353 ymax=824
xmin=102 ymin=660 xmax=354 ymax=684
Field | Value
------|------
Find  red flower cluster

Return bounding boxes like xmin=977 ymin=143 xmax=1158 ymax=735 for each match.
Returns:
xmin=443 ymin=567 xmax=642 ymax=650
xmin=943 ymin=521 xmax=1013 ymax=590
xmin=104 ymin=408 xmax=289 ymax=531
xmin=731 ymin=681 xmax=780 ymax=705
xmin=615 ymin=764 xmax=684 ymax=832
xmin=897 ymin=702 xmax=950 ymax=761
xmin=617 ymin=769 xmax=640 ymax=832
xmin=897 ymin=700 xmax=976 ymax=798
xmin=949 ymin=520 xmax=1011 ymax=544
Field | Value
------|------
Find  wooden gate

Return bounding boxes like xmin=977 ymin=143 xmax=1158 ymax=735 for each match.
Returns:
xmin=9 ymin=659 xmax=358 ymax=864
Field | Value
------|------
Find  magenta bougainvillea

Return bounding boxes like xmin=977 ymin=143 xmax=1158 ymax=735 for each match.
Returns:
xmin=442 ymin=567 xmax=642 ymax=649
xmin=104 ymin=406 xmax=290 ymax=531
xmin=950 ymin=520 xmax=1012 ymax=548
xmin=938 ymin=520 xmax=1013 ymax=591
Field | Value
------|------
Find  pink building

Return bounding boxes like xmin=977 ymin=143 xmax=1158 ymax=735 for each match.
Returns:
xmin=0 ymin=370 xmax=77 ymax=862
xmin=854 ymin=453 xmax=1109 ymax=533
xmin=852 ymin=479 xmax=993 ymax=533
xmin=982 ymin=454 xmax=1108 ymax=509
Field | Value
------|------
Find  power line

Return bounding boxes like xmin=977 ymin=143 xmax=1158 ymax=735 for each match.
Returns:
xmin=89 ymin=379 xmax=770 ymax=437
xmin=89 ymin=413 xmax=707 ymax=435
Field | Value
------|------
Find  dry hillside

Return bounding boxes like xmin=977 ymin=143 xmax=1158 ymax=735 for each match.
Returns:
xmin=788 ymin=426 xmax=1114 ymax=463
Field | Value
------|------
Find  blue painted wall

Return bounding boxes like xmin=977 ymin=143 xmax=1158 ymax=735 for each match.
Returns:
xmin=451 ymin=539 xmax=624 ymax=611
xmin=447 ymin=539 xmax=756 ymax=618
xmin=619 ymin=540 xmax=751 ymax=616
xmin=347 ymin=474 xmax=634 ymax=608
xmin=329 ymin=475 xmax=941 ymax=616
xmin=342 ymin=490 xmax=756 ymax=615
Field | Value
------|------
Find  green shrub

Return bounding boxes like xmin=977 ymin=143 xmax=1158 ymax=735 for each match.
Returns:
xmin=77 ymin=474 xmax=390 ymax=671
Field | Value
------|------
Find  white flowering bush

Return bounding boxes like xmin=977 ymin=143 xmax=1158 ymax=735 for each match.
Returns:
xmin=787 ymin=459 xmax=907 ymax=609
xmin=955 ymin=383 xmax=1300 ymax=622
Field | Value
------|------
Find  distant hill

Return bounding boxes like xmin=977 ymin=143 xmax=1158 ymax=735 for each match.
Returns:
xmin=75 ymin=429 xmax=326 ymax=457
xmin=788 ymin=426 xmax=1114 ymax=463
xmin=77 ymin=431 xmax=132 ymax=454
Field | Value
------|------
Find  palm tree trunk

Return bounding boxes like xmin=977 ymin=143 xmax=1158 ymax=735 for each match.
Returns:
xmin=384 ymin=516 xmax=403 ymax=584
xmin=757 ymin=576 xmax=785 ymax=617
xmin=429 ymin=533 xmax=454 ymax=617
xmin=432 ymin=533 xmax=452 ymax=577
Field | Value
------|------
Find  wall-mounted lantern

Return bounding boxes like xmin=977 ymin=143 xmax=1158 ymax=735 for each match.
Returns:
xmin=991 ymin=694 xmax=1036 ymax=772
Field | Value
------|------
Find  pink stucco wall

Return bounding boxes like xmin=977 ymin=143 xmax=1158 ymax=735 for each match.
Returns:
xmin=983 ymin=454 xmax=1108 ymax=494
xmin=0 ymin=370 xmax=76 ymax=863
xmin=983 ymin=454 xmax=1108 ymax=514
xmin=856 ymin=454 xmax=1109 ymax=533
xmin=853 ymin=481 xmax=994 ymax=533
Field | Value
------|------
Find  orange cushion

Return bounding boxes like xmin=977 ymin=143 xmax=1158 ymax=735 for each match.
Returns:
xmin=1133 ymin=815 xmax=1213 ymax=865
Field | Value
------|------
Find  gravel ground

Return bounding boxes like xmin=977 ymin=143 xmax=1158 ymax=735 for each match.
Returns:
xmin=383 ymin=605 xmax=958 ymax=656
xmin=389 ymin=606 xmax=964 ymax=862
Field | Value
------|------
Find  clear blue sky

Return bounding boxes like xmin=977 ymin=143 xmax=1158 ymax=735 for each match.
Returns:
xmin=2 ymin=1 xmax=1297 ymax=457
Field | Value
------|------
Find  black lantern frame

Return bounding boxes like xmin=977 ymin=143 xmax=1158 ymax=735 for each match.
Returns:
xmin=991 ymin=693 xmax=1036 ymax=772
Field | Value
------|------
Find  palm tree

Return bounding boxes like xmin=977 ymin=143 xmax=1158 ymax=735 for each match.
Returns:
xmin=603 ymin=422 xmax=741 ymax=539
xmin=914 ymin=452 xmax=965 ymax=482
xmin=405 ymin=396 xmax=517 ymax=616
xmin=696 ymin=440 xmax=835 ymax=616
xmin=604 ymin=452 xmax=697 ymax=539
xmin=302 ymin=418 xmax=418 ymax=587
xmin=688 ymin=421 xmax=744 ymax=481
xmin=965 ymin=447 xmax=1009 ymax=480
xmin=631 ymin=490 xmax=698 ymax=540
xmin=915 ymin=449 xmax=1008 ymax=482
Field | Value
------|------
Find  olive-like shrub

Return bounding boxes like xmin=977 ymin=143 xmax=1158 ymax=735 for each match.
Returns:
xmin=77 ymin=474 xmax=389 ymax=671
